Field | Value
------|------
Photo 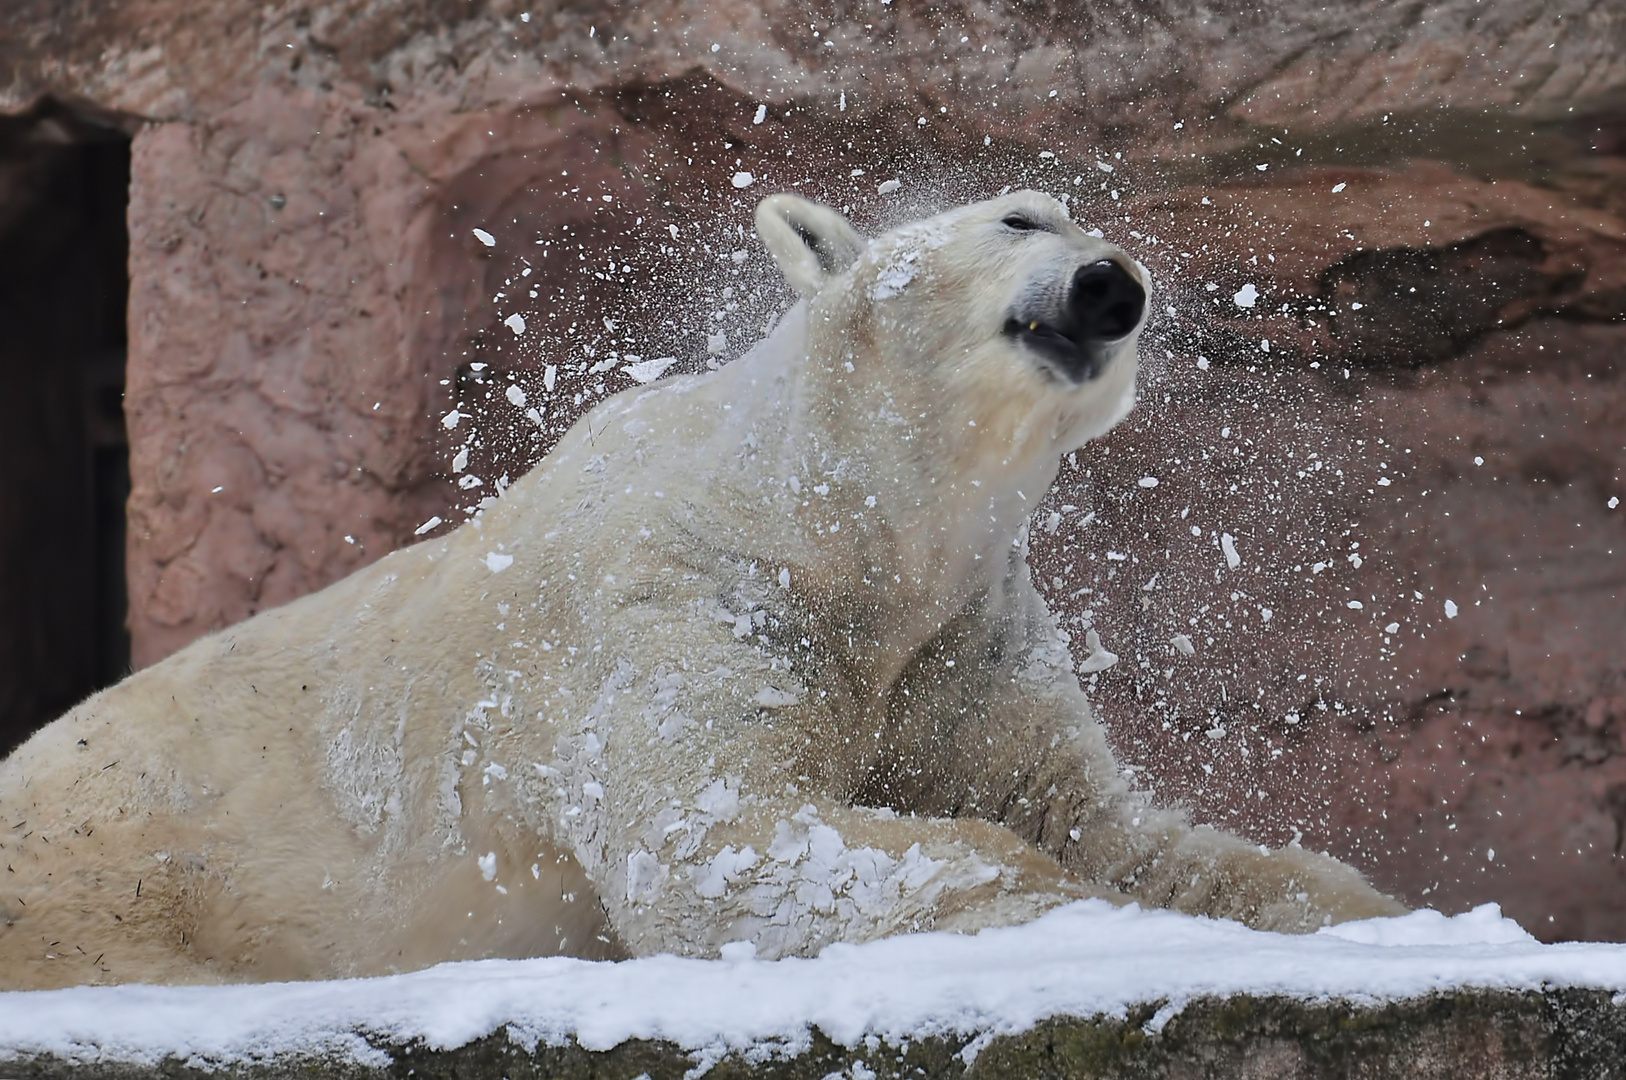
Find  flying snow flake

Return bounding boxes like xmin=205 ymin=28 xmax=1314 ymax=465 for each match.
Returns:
xmin=732 ymin=171 xmax=755 ymax=189
xmin=754 ymin=686 xmax=802 ymax=709
xmin=1260 ymin=607 xmax=1273 ymax=623
xmin=1221 ymin=532 xmax=1241 ymax=569
xmin=472 ymin=228 xmax=495 ymax=247
xmin=624 ymin=356 xmax=678 ymax=383
xmin=1444 ymin=599 xmax=1459 ymax=618
xmin=484 ymin=552 xmax=515 ymax=573
xmin=442 ymin=409 xmax=462 ymax=429
xmin=1347 ymin=600 xmax=1364 ymax=610
xmin=1610 ymin=496 xmax=1620 ymax=509
xmin=667 ymin=224 xmax=680 ymax=240
xmin=1078 ymin=629 xmax=1118 ymax=673
xmin=504 ymin=314 xmax=526 ymax=336
xmin=477 ymin=852 xmax=498 ymax=881
xmin=1385 ymin=622 xmax=1401 ymax=634
xmin=414 ymin=516 xmax=443 ymax=536
xmin=753 ymin=104 xmax=767 ymax=124
xmin=1474 ymin=456 xmax=1485 ymax=466
xmin=544 ymin=364 xmax=558 ymax=392
xmin=1170 ymin=634 xmax=1195 ymax=656
xmin=505 ymin=384 xmax=527 ymax=407
xmin=778 ymin=567 xmax=792 ymax=588
xmin=877 ymin=178 xmax=902 ymax=195
xmin=452 ymin=447 xmax=469 ymax=473
xmin=1256 ymin=163 xmax=1269 ymax=171
xmin=1233 ymin=284 xmax=1258 ymax=308
xmin=1332 ymin=182 xmax=1347 ymax=193
xmin=1137 ymin=476 xmax=1159 ymax=488
xmin=731 ymin=250 xmax=750 ymax=265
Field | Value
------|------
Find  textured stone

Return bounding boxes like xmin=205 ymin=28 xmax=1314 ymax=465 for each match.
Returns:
xmin=4 ymin=990 xmax=1625 ymax=1080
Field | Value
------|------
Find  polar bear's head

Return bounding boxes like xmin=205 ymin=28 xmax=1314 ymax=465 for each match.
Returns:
xmin=755 ymin=190 xmax=1148 ymax=455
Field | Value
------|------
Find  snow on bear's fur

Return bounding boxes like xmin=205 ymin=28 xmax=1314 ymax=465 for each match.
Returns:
xmin=0 ymin=191 xmax=1404 ymax=989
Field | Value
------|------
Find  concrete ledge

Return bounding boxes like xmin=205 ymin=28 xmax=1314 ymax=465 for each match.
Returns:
xmin=5 ymin=989 xmax=1625 ymax=1080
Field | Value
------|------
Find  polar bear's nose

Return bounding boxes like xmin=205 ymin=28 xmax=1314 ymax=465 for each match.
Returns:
xmin=1068 ymin=260 xmax=1145 ymax=343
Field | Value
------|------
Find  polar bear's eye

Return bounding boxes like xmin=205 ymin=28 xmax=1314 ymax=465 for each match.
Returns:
xmin=1001 ymin=214 xmax=1045 ymax=233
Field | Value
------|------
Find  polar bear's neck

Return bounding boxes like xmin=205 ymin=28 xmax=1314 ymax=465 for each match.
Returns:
xmin=684 ymin=301 xmax=1067 ymax=682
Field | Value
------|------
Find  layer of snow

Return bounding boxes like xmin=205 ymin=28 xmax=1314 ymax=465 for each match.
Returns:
xmin=3 ymin=902 xmax=1621 ymax=1071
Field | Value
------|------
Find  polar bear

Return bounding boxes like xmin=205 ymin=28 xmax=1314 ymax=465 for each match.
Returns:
xmin=0 ymin=191 xmax=1403 ymax=990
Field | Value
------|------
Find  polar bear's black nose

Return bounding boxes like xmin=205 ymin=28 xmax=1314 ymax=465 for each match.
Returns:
xmin=1068 ymin=260 xmax=1145 ymax=343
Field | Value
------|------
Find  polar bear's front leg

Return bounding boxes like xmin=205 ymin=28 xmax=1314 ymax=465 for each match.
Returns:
xmin=553 ymin=605 xmax=1112 ymax=959
xmin=909 ymin=586 xmax=1406 ymax=933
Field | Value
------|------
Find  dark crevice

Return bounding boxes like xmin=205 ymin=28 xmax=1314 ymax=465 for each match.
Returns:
xmin=0 ymin=98 xmax=133 ymax=756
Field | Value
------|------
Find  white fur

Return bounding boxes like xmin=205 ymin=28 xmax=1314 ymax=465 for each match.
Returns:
xmin=0 ymin=192 xmax=1402 ymax=989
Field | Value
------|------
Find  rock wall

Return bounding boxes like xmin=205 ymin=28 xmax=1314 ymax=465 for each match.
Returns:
xmin=1 ymin=0 xmax=1623 ymax=937
xmin=7 ymin=990 xmax=1626 ymax=1080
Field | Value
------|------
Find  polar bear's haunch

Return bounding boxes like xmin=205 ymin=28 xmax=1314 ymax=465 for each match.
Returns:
xmin=0 ymin=191 xmax=1403 ymax=989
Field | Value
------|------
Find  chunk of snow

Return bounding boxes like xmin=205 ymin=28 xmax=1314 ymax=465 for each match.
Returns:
xmin=441 ymin=410 xmax=462 ymax=429
xmin=1078 ymin=629 xmax=1118 ymax=673
xmin=1610 ymin=496 xmax=1620 ymax=509
xmin=1444 ymin=599 xmax=1459 ymax=618
xmin=1332 ymin=181 xmax=1347 ymax=192
xmin=544 ymin=365 xmax=558 ymax=392
xmin=718 ymin=939 xmax=757 ymax=962
xmin=778 ymin=567 xmax=792 ymax=588
xmin=473 ymin=228 xmax=495 ymax=247
xmin=731 ymin=172 xmax=755 ymax=189
xmin=877 ymin=178 xmax=902 ymax=195
xmin=1170 ymin=634 xmax=1195 ymax=656
xmin=1220 ymin=533 xmax=1241 ymax=569
xmin=1232 ymin=284 xmax=1258 ymax=308
xmin=1319 ymin=903 xmax=1533 ymax=947
xmin=477 ymin=852 xmax=498 ymax=881
xmin=1347 ymin=600 xmax=1364 ymax=610
xmin=1385 ymin=622 xmax=1400 ymax=634
xmin=1137 ymin=476 xmax=1158 ymax=488
xmin=752 ymin=104 xmax=767 ymax=125
xmin=505 ymin=384 xmax=527 ymax=407
xmin=484 ymin=552 xmax=514 ymax=573
xmin=706 ymin=331 xmax=728 ymax=356
xmin=624 ymin=356 xmax=678 ymax=384
xmin=413 ymin=516 xmax=442 ymax=536
xmin=504 ymin=313 xmax=526 ymax=336
xmin=754 ymin=686 xmax=802 ymax=709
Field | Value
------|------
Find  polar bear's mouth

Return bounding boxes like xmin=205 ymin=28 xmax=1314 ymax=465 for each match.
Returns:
xmin=1004 ymin=260 xmax=1146 ymax=384
xmin=1004 ymin=318 xmax=1110 ymax=383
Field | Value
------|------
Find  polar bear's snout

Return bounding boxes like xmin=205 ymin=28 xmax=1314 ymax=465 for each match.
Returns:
xmin=1005 ymin=258 xmax=1146 ymax=384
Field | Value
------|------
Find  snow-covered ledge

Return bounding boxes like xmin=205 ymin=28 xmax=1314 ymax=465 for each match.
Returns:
xmin=4 ymin=902 xmax=1624 ymax=1079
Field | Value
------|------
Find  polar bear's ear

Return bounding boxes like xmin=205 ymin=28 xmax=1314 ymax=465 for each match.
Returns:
xmin=755 ymin=195 xmax=867 ymax=297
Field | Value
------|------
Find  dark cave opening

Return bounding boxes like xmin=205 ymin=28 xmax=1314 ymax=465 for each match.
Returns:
xmin=0 ymin=100 xmax=133 ymax=756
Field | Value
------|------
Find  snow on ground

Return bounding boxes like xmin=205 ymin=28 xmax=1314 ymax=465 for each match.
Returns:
xmin=3 ymin=901 xmax=1623 ymax=1071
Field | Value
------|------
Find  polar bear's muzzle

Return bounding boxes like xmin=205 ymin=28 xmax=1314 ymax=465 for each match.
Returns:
xmin=1004 ymin=259 xmax=1146 ymax=384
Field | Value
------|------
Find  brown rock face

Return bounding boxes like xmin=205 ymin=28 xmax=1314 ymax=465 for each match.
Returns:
xmin=1 ymin=0 xmax=1622 ymax=936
